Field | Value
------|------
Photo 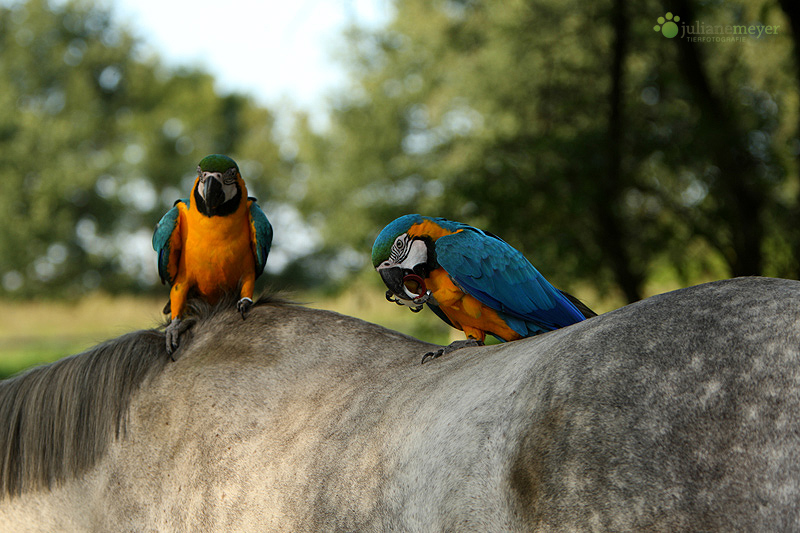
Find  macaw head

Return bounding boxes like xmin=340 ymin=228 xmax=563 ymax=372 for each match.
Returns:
xmin=193 ymin=154 xmax=246 ymax=217
xmin=372 ymin=214 xmax=436 ymax=307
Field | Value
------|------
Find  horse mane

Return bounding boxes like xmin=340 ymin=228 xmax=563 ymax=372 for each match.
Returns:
xmin=0 ymin=290 xmax=288 ymax=498
xmin=0 ymin=328 xmax=168 ymax=497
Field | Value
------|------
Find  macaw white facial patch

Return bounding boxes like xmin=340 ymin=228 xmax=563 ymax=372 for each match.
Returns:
xmin=197 ymin=171 xmax=239 ymax=204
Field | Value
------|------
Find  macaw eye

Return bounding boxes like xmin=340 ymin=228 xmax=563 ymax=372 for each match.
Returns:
xmin=221 ymin=168 xmax=237 ymax=185
xmin=389 ymin=235 xmax=409 ymax=263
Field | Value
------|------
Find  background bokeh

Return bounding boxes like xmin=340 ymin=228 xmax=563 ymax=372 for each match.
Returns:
xmin=1 ymin=0 xmax=797 ymax=374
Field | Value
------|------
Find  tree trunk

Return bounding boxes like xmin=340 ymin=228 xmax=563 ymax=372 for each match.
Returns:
xmin=673 ymin=0 xmax=765 ymax=277
xmin=599 ymin=0 xmax=644 ymax=303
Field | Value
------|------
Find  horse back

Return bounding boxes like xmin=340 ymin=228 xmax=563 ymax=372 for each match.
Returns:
xmin=2 ymin=278 xmax=800 ymax=531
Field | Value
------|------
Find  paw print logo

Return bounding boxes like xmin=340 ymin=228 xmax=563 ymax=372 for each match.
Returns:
xmin=654 ymin=12 xmax=680 ymax=38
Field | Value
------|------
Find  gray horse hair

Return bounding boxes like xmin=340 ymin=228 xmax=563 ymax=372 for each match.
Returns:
xmin=1 ymin=277 xmax=800 ymax=531
xmin=0 ymin=294 xmax=263 ymax=497
xmin=0 ymin=328 xmax=168 ymax=496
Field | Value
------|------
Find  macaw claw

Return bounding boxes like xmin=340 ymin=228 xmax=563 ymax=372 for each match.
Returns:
xmin=385 ymin=290 xmax=425 ymax=312
xmin=165 ymin=318 xmax=194 ymax=361
xmin=421 ymin=338 xmax=484 ymax=364
xmin=238 ymin=297 xmax=253 ymax=319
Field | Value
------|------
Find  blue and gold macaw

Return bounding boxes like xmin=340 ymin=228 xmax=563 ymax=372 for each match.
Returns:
xmin=372 ymin=214 xmax=595 ymax=360
xmin=152 ymin=154 xmax=272 ymax=355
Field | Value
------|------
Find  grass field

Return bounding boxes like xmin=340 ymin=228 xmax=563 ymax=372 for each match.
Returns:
xmin=0 ymin=280 xmax=637 ymax=379
xmin=0 ymin=294 xmax=166 ymax=378
xmin=0 ymin=286 xmax=460 ymax=379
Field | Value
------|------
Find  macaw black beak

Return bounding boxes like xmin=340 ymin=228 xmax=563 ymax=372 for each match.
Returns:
xmin=203 ymin=176 xmax=225 ymax=210
xmin=378 ymin=265 xmax=407 ymax=297
xmin=378 ymin=265 xmax=429 ymax=302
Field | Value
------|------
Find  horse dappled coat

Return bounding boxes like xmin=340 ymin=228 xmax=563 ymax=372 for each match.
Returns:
xmin=1 ymin=278 xmax=800 ymax=530
xmin=152 ymin=154 xmax=272 ymax=354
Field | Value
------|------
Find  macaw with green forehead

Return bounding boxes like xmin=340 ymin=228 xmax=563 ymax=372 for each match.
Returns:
xmin=153 ymin=154 xmax=272 ymax=355
xmin=372 ymin=214 xmax=595 ymax=361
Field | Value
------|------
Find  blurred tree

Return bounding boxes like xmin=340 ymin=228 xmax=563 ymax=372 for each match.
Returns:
xmin=0 ymin=0 xmax=283 ymax=298
xmin=2 ymin=0 xmax=798 ymax=304
xmin=777 ymin=0 xmax=800 ymax=276
xmin=294 ymin=0 xmax=797 ymax=302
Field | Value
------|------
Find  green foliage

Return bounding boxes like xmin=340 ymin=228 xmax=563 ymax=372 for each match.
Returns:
xmin=2 ymin=0 xmax=800 ymax=307
xmin=293 ymin=0 xmax=799 ymax=302
xmin=0 ymin=0 xmax=283 ymax=297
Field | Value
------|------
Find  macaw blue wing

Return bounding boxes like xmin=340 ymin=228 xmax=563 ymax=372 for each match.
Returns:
xmin=435 ymin=228 xmax=586 ymax=337
xmin=152 ymin=199 xmax=187 ymax=285
xmin=248 ymin=198 xmax=273 ymax=278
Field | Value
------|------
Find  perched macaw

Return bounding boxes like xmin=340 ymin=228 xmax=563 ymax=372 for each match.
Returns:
xmin=152 ymin=154 xmax=273 ymax=355
xmin=372 ymin=214 xmax=595 ymax=360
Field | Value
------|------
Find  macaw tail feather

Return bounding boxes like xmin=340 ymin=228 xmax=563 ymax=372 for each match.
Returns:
xmin=558 ymin=289 xmax=597 ymax=319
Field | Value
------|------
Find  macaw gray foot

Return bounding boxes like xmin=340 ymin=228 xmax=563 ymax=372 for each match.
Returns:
xmin=421 ymin=338 xmax=484 ymax=364
xmin=237 ymin=297 xmax=253 ymax=319
xmin=165 ymin=318 xmax=194 ymax=360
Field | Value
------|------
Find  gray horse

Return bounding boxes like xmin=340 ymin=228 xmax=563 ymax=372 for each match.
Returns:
xmin=1 ymin=277 xmax=799 ymax=531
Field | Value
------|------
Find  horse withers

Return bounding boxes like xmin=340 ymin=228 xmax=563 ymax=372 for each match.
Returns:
xmin=1 ymin=277 xmax=799 ymax=531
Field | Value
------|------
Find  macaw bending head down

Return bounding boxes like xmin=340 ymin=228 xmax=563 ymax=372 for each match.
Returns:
xmin=372 ymin=214 xmax=595 ymax=354
xmin=152 ymin=154 xmax=273 ymax=356
xmin=372 ymin=214 xmax=439 ymax=305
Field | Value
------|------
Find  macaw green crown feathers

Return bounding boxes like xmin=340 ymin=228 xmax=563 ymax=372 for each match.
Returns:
xmin=198 ymin=154 xmax=239 ymax=174
xmin=372 ymin=214 xmax=424 ymax=267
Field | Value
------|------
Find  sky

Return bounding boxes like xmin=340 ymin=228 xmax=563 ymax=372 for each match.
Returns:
xmin=102 ymin=0 xmax=393 ymax=279
xmin=0 ymin=0 xmax=395 ymax=290
xmin=113 ymin=0 xmax=391 ymax=122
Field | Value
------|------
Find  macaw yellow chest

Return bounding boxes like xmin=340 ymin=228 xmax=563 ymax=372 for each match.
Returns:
xmin=177 ymin=204 xmax=255 ymax=302
xmin=426 ymin=268 xmax=523 ymax=343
